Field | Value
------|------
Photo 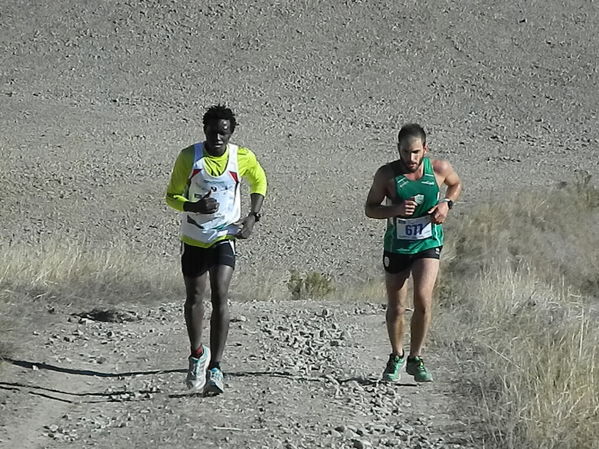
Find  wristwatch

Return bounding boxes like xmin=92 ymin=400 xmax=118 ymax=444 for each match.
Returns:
xmin=440 ymin=199 xmax=454 ymax=209
xmin=249 ymin=211 xmax=262 ymax=222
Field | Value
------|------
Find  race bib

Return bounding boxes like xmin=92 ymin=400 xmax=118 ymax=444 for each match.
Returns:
xmin=395 ymin=216 xmax=433 ymax=240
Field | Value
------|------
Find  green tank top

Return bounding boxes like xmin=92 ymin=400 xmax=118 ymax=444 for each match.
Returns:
xmin=383 ymin=157 xmax=443 ymax=254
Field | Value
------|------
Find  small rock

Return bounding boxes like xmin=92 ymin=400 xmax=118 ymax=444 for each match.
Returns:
xmin=352 ymin=439 xmax=372 ymax=449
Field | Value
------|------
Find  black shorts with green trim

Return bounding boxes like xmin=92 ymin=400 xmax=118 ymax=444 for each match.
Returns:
xmin=383 ymin=246 xmax=442 ymax=274
xmin=181 ymin=241 xmax=236 ymax=277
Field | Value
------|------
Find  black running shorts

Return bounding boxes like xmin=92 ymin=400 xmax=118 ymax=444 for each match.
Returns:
xmin=181 ymin=241 xmax=236 ymax=277
xmin=383 ymin=246 xmax=442 ymax=274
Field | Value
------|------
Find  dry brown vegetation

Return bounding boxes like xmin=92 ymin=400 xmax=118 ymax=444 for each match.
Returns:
xmin=435 ymin=176 xmax=599 ymax=449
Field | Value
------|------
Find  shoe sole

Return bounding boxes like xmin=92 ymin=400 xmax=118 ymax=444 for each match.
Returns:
xmin=203 ymin=381 xmax=224 ymax=396
xmin=382 ymin=373 xmax=400 ymax=382
xmin=407 ymin=368 xmax=433 ymax=382
xmin=412 ymin=376 xmax=433 ymax=382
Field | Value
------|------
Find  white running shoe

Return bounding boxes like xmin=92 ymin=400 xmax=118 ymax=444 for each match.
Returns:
xmin=185 ymin=345 xmax=211 ymax=391
xmin=204 ymin=367 xmax=225 ymax=396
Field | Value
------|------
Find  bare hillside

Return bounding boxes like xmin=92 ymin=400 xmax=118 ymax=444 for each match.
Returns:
xmin=1 ymin=0 xmax=598 ymax=277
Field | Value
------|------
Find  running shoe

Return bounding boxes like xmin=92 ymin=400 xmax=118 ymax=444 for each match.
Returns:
xmin=204 ymin=367 xmax=225 ymax=396
xmin=406 ymin=356 xmax=433 ymax=382
xmin=186 ymin=345 xmax=211 ymax=391
xmin=382 ymin=353 xmax=405 ymax=382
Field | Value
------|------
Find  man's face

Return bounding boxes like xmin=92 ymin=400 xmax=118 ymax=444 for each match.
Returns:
xmin=398 ymin=137 xmax=428 ymax=173
xmin=204 ymin=119 xmax=233 ymax=155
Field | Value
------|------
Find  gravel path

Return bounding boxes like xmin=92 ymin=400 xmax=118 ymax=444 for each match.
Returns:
xmin=1 ymin=301 xmax=477 ymax=449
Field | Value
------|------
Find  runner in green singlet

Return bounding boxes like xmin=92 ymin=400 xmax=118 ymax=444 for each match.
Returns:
xmin=365 ymin=123 xmax=462 ymax=382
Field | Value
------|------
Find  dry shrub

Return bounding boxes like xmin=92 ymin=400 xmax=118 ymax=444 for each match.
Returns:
xmin=442 ymin=172 xmax=599 ymax=295
xmin=436 ymin=176 xmax=599 ymax=449
xmin=287 ymin=270 xmax=336 ymax=300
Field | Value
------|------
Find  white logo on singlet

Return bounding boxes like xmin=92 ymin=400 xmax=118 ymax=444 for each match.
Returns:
xmin=413 ymin=194 xmax=424 ymax=205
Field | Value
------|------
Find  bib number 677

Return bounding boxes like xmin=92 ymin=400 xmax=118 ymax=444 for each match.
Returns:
xmin=405 ymin=224 xmax=424 ymax=236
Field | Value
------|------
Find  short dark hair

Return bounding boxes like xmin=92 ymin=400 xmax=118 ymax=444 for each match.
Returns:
xmin=202 ymin=104 xmax=237 ymax=132
xmin=398 ymin=123 xmax=426 ymax=145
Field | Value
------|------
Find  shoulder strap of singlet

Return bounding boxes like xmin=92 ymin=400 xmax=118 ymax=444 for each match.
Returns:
xmin=188 ymin=142 xmax=204 ymax=180
xmin=226 ymin=144 xmax=239 ymax=171
xmin=423 ymin=157 xmax=432 ymax=173
xmin=192 ymin=142 xmax=204 ymax=160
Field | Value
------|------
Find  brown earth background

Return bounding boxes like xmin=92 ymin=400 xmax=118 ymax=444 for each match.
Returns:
xmin=2 ymin=0 xmax=598 ymax=279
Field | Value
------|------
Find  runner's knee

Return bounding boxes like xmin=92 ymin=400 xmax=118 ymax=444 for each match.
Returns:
xmin=412 ymin=295 xmax=432 ymax=314
xmin=185 ymin=292 xmax=203 ymax=307
xmin=210 ymin=292 xmax=229 ymax=309
xmin=386 ymin=302 xmax=406 ymax=318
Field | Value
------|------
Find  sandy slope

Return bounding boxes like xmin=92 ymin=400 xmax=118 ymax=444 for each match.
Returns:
xmin=1 ymin=0 xmax=598 ymax=276
xmin=1 ymin=0 xmax=598 ymax=447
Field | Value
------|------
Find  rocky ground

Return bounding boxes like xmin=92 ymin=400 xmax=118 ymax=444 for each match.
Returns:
xmin=1 ymin=0 xmax=598 ymax=447
xmin=1 ymin=301 xmax=478 ymax=449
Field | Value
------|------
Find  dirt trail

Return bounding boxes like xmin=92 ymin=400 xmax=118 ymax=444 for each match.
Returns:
xmin=1 ymin=301 xmax=477 ymax=449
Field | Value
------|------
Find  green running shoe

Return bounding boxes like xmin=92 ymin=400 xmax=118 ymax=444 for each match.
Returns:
xmin=382 ymin=353 xmax=405 ymax=382
xmin=406 ymin=356 xmax=433 ymax=382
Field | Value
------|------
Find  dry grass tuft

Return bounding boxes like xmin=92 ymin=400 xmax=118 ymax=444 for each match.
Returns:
xmin=0 ymin=241 xmax=183 ymax=306
xmin=435 ymin=176 xmax=599 ymax=449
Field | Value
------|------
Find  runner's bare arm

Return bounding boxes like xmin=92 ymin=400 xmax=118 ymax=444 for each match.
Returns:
xmin=428 ymin=160 xmax=462 ymax=224
xmin=365 ymin=166 xmax=413 ymax=219
xmin=433 ymin=159 xmax=462 ymax=202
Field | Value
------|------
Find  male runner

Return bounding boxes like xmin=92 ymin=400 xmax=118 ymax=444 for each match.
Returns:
xmin=365 ymin=123 xmax=462 ymax=382
xmin=166 ymin=105 xmax=267 ymax=394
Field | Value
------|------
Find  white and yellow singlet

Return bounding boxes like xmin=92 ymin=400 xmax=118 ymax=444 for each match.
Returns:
xmin=166 ymin=143 xmax=267 ymax=248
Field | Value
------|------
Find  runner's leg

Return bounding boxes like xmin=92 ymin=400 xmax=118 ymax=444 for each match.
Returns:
xmin=184 ymin=274 xmax=209 ymax=352
xmin=409 ymin=257 xmax=439 ymax=357
xmin=208 ymin=264 xmax=234 ymax=365
xmin=385 ymin=270 xmax=411 ymax=356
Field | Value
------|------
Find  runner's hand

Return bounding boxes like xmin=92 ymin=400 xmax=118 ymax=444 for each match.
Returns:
xmin=186 ymin=190 xmax=219 ymax=214
xmin=234 ymin=214 xmax=257 ymax=239
xmin=427 ymin=202 xmax=449 ymax=224
xmin=395 ymin=197 xmax=417 ymax=217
